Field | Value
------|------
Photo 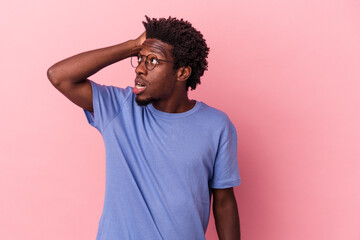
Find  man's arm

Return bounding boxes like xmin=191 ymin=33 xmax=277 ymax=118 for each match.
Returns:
xmin=47 ymin=32 xmax=146 ymax=112
xmin=212 ymin=187 xmax=240 ymax=240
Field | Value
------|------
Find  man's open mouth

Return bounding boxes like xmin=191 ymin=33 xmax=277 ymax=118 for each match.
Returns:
xmin=135 ymin=82 xmax=146 ymax=89
xmin=133 ymin=82 xmax=147 ymax=95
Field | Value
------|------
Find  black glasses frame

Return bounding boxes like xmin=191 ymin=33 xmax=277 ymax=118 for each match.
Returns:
xmin=131 ymin=54 xmax=173 ymax=71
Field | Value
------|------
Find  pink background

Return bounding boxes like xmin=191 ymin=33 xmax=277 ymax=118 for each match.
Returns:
xmin=1 ymin=0 xmax=359 ymax=239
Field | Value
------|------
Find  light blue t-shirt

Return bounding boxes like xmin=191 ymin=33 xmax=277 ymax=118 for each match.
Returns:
xmin=83 ymin=80 xmax=241 ymax=240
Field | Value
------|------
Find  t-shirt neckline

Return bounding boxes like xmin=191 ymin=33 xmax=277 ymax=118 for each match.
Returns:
xmin=148 ymin=100 xmax=201 ymax=119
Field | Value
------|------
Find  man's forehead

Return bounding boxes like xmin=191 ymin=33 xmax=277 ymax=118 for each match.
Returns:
xmin=141 ymin=38 xmax=172 ymax=58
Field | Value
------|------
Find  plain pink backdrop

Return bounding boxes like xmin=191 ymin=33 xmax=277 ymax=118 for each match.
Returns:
xmin=1 ymin=0 xmax=359 ymax=239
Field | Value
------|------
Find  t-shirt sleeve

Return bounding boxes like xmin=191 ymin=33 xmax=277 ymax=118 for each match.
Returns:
xmin=210 ymin=122 xmax=241 ymax=189
xmin=83 ymin=80 xmax=132 ymax=133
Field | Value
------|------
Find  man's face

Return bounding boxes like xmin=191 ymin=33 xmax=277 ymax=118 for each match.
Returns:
xmin=133 ymin=38 xmax=178 ymax=106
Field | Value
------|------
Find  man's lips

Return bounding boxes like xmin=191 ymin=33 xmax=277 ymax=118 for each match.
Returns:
xmin=135 ymin=77 xmax=148 ymax=87
xmin=133 ymin=77 xmax=148 ymax=95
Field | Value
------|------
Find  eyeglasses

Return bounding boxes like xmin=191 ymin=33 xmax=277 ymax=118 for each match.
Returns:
xmin=131 ymin=54 xmax=173 ymax=71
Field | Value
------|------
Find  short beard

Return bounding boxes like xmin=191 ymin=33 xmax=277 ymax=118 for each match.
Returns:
xmin=135 ymin=96 xmax=158 ymax=106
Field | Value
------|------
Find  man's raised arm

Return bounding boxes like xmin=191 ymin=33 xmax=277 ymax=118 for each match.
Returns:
xmin=47 ymin=32 xmax=146 ymax=112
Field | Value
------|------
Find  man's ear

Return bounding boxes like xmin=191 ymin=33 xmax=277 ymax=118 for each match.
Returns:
xmin=176 ymin=66 xmax=192 ymax=82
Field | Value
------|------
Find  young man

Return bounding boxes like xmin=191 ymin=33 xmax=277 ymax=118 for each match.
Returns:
xmin=48 ymin=16 xmax=241 ymax=240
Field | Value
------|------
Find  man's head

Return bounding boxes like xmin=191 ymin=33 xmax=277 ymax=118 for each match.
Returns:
xmin=133 ymin=38 xmax=179 ymax=106
xmin=142 ymin=16 xmax=209 ymax=91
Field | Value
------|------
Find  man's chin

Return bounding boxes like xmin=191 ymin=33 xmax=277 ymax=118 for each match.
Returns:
xmin=135 ymin=96 xmax=156 ymax=106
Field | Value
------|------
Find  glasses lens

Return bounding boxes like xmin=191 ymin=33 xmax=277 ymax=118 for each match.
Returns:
xmin=131 ymin=54 xmax=158 ymax=70
xmin=131 ymin=55 xmax=140 ymax=68
xmin=146 ymin=55 xmax=158 ymax=70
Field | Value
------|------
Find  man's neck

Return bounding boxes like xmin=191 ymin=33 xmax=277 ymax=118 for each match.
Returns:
xmin=152 ymin=96 xmax=196 ymax=113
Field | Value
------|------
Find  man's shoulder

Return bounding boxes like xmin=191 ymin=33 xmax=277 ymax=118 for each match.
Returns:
xmin=199 ymin=102 xmax=231 ymax=120
xmin=99 ymin=82 xmax=133 ymax=93
xmin=92 ymin=81 xmax=134 ymax=102
xmin=90 ymin=80 xmax=133 ymax=95
xmin=197 ymin=102 xmax=235 ymax=130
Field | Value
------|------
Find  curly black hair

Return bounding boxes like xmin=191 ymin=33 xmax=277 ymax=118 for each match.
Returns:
xmin=142 ymin=16 xmax=209 ymax=91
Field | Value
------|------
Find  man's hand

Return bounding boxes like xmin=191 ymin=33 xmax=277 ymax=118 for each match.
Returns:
xmin=133 ymin=31 xmax=146 ymax=53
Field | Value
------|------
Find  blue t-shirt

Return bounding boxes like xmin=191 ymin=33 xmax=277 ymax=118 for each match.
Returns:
xmin=83 ymin=80 xmax=241 ymax=240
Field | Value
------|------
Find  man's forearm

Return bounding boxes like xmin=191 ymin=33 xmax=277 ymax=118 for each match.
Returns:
xmin=47 ymin=35 xmax=143 ymax=85
xmin=213 ymin=197 xmax=241 ymax=240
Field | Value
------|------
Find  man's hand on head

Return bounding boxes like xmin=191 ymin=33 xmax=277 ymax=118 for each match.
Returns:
xmin=131 ymin=31 xmax=146 ymax=57
xmin=135 ymin=32 xmax=146 ymax=48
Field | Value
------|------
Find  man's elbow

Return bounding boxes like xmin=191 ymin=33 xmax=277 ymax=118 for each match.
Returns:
xmin=47 ymin=63 xmax=71 ymax=87
xmin=47 ymin=66 xmax=60 ymax=86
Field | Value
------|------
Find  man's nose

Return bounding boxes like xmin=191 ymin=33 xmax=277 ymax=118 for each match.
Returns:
xmin=135 ymin=60 xmax=147 ymax=75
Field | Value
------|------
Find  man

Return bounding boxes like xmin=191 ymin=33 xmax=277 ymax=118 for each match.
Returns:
xmin=47 ymin=16 xmax=241 ymax=240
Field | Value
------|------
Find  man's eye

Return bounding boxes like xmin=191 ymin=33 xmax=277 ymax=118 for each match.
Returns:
xmin=150 ymin=57 xmax=158 ymax=64
xmin=137 ymin=56 xmax=142 ymax=62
